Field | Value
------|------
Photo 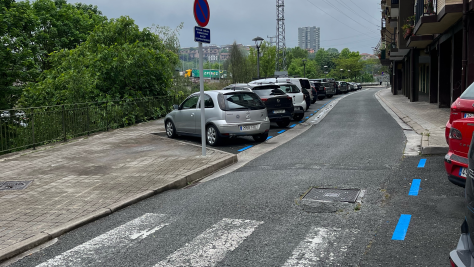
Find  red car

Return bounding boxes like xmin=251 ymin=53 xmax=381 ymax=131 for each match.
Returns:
xmin=445 ymin=85 xmax=474 ymax=186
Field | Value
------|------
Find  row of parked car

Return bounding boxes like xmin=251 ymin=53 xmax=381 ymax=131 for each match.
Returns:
xmin=439 ymin=82 xmax=474 ymax=265
xmin=164 ymin=77 xmax=361 ymax=146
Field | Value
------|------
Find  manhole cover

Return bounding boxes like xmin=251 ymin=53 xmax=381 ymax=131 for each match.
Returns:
xmin=303 ymin=188 xmax=360 ymax=203
xmin=0 ymin=181 xmax=33 ymax=191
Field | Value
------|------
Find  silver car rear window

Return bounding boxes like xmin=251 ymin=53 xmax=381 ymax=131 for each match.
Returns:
xmin=221 ymin=92 xmax=266 ymax=110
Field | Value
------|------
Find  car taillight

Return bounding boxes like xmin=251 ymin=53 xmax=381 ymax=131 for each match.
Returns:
xmin=287 ymin=96 xmax=292 ymax=100
xmin=450 ymin=258 xmax=457 ymax=267
xmin=261 ymin=98 xmax=268 ymax=102
xmin=323 ymin=87 xmax=326 ymax=91
xmin=449 ymin=128 xmax=462 ymax=140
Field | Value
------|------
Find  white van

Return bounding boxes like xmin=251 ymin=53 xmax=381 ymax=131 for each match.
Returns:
xmin=250 ymin=78 xmax=313 ymax=110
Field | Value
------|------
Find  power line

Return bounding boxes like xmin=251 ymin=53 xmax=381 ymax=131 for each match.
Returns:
xmin=321 ymin=34 xmax=379 ymax=42
xmin=318 ymin=0 xmax=379 ymax=28
xmin=348 ymin=0 xmax=381 ymax=21
xmin=304 ymin=0 xmax=376 ymax=38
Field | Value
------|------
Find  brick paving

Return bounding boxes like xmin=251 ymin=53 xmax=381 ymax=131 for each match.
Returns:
xmin=376 ymin=87 xmax=450 ymax=152
xmin=0 ymin=119 xmax=236 ymax=258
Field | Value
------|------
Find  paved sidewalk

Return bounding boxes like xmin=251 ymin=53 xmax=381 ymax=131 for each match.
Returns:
xmin=0 ymin=119 xmax=237 ymax=262
xmin=376 ymin=87 xmax=450 ymax=155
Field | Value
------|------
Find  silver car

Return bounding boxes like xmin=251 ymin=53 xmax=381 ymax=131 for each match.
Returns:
xmin=164 ymin=90 xmax=271 ymax=146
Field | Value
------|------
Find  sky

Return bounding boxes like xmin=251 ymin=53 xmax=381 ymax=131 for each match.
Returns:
xmin=72 ymin=0 xmax=382 ymax=54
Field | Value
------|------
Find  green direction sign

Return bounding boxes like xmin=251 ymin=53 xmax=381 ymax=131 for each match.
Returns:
xmin=191 ymin=69 xmax=226 ymax=78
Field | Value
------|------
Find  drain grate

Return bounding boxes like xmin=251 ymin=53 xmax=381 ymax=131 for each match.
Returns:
xmin=303 ymin=188 xmax=360 ymax=203
xmin=0 ymin=181 xmax=33 ymax=191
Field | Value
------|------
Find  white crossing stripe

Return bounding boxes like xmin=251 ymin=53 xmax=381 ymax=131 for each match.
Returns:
xmin=37 ymin=213 xmax=169 ymax=267
xmin=282 ymin=227 xmax=358 ymax=267
xmin=155 ymin=218 xmax=263 ymax=267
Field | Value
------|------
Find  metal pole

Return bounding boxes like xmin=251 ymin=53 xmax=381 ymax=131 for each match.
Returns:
xmin=199 ymin=42 xmax=206 ymax=156
xmin=31 ymin=112 xmax=35 ymax=150
xmin=62 ymin=105 xmax=66 ymax=142
xmin=461 ymin=0 xmax=468 ymax=92
xmin=257 ymin=46 xmax=260 ymax=79
xmin=303 ymin=63 xmax=306 ymax=78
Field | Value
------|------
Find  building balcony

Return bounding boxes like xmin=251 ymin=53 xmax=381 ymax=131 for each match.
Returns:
xmin=389 ymin=48 xmax=410 ymax=61
xmin=407 ymin=34 xmax=434 ymax=48
xmin=413 ymin=0 xmax=465 ymax=35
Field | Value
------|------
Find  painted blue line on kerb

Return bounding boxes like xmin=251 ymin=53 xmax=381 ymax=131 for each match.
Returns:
xmin=409 ymin=179 xmax=421 ymax=196
xmin=310 ymin=114 xmax=314 ymax=116
xmin=299 ymin=121 xmax=304 ymax=123
xmin=392 ymin=214 xmax=412 ymax=240
xmin=289 ymin=124 xmax=296 ymax=128
xmin=238 ymin=145 xmax=253 ymax=152
xmin=417 ymin=159 xmax=427 ymax=168
xmin=266 ymin=136 xmax=273 ymax=140
xmin=278 ymin=130 xmax=286 ymax=134
xmin=305 ymin=117 xmax=309 ymax=119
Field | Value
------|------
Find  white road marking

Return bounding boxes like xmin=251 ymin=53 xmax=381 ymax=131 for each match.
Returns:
xmin=155 ymin=218 xmax=263 ymax=267
xmin=282 ymin=227 xmax=359 ymax=267
xmin=37 ymin=213 xmax=169 ymax=267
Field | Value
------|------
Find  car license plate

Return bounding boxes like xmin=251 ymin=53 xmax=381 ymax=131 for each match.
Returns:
xmin=460 ymin=167 xmax=468 ymax=178
xmin=464 ymin=113 xmax=474 ymax=118
xmin=273 ymin=110 xmax=285 ymax=114
xmin=240 ymin=125 xmax=258 ymax=131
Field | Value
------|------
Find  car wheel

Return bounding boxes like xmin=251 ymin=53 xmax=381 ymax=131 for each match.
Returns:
xmin=165 ymin=120 xmax=177 ymax=138
xmin=327 ymin=95 xmax=333 ymax=98
xmin=253 ymin=132 xmax=269 ymax=142
xmin=293 ymin=113 xmax=304 ymax=121
xmin=344 ymin=91 xmax=348 ymax=94
xmin=318 ymin=96 xmax=325 ymax=100
xmin=206 ymin=124 xmax=220 ymax=146
xmin=276 ymin=119 xmax=291 ymax=127
xmin=311 ymin=98 xmax=316 ymax=104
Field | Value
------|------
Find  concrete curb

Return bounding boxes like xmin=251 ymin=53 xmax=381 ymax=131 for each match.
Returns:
xmin=375 ymin=90 xmax=448 ymax=155
xmin=0 ymin=153 xmax=237 ymax=263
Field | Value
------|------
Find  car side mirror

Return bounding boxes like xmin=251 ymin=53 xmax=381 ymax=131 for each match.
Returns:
xmin=173 ymin=104 xmax=179 ymax=110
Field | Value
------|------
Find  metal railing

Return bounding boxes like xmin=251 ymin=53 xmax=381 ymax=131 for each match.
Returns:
xmin=0 ymin=96 xmax=183 ymax=155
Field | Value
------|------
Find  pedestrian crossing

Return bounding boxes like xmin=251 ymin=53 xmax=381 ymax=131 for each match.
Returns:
xmin=35 ymin=214 xmax=360 ymax=267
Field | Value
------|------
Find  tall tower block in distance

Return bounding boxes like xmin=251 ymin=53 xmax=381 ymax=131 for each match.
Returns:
xmin=276 ymin=0 xmax=286 ymax=71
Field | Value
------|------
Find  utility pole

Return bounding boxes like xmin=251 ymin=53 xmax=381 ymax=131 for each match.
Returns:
xmin=276 ymin=0 xmax=286 ymax=71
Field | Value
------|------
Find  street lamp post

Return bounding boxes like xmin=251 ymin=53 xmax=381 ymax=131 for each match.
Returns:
xmin=348 ymin=70 xmax=351 ymax=81
xmin=302 ymin=59 xmax=307 ymax=78
xmin=252 ymin=36 xmax=264 ymax=79
xmin=340 ymin=69 xmax=344 ymax=80
xmin=324 ymin=65 xmax=328 ymax=78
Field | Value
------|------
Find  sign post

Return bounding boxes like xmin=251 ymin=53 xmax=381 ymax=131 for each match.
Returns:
xmin=193 ymin=0 xmax=210 ymax=156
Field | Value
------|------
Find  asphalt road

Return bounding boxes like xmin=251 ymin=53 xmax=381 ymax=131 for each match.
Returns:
xmin=9 ymin=88 xmax=465 ymax=267
xmin=155 ymin=92 xmax=347 ymax=154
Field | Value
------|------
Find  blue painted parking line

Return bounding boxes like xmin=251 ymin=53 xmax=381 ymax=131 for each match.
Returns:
xmin=299 ymin=121 xmax=304 ymax=123
xmin=289 ymin=124 xmax=296 ymax=128
xmin=266 ymin=136 xmax=273 ymax=140
xmin=408 ymin=179 xmax=421 ymax=196
xmin=417 ymin=159 xmax=427 ymax=168
xmin=278 ymin=130 xmax=285 ymax=134
xmin=310 ymin=114 xmax=314 ymax=116
xmin=305 ymin=117 xmax=309 ymax=119
xmin=392 ymin=214 xmax=412 ymax=240
xmin=238 ymin=145 xmax=253 ymax=152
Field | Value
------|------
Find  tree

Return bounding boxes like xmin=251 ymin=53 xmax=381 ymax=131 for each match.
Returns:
xmin=19 ymin=16 xmax=180 ymax=107
xmin=285 ymin=47 xmax=309 ymax=70
xmin=0 ymin=0 xmax=107 ymax=109
xmin=248 ymin=41 xmax=277 ymax=79
xmin=0 ymin=0 xmax=38 ymax=109
xmin=228 ymin=42 xmax=252 ymax=83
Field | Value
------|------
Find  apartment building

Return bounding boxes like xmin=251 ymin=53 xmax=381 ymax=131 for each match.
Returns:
xmin=298 ymin=26 xmax=321 ymax=51
xmin=379 ymin=0 xmax=474 ymax=108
